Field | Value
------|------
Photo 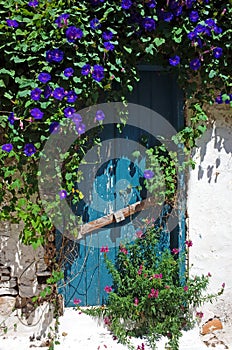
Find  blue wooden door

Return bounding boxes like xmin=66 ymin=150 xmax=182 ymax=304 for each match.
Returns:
xmin=58 ymin=66 xmax=184 ymax=307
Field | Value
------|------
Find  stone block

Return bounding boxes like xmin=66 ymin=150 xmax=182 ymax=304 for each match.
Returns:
xmin=0 ymin=277 xmax=17 ymax=288
xmin=18 ymin=279 xmax=39 ymax=298
xmin=0 ymin=296 xmax=16 ymax=316
xmin=0 ymin=287 xmax=18 ymax=296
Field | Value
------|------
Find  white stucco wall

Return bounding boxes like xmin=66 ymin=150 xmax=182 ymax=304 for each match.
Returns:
xmin=187 ymin=105 xmax=232 ymax=323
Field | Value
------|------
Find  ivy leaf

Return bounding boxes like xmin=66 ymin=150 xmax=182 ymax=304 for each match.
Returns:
xmin=154 ymin=38 xmax=165 ymax=47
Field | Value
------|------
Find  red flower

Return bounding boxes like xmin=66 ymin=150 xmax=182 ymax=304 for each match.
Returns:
xmin=119 ymin=245 xmax=128 ymax=254
xmin=185 ymin=240 xmax=193 ymax=247
xmin=183 ymin=285 xmax=188 ymax=292
xmin=134 ymin=297 xmax=139 ymax=306
xmin=100 ymin=246 xmax=109 ymax=253
xmin=104 ymin=285 xmax=112 ymax=293
xmin=148 ymin=288 xmax=159 ymax=298
xmin=73 ymin=298 xmax=81 ymax=305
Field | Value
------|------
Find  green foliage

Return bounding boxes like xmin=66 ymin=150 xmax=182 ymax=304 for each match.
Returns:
xmin=85 ymin=225 xmax=224 ymax=350
xmin=0 ymin=0 xmax=231 ymax=273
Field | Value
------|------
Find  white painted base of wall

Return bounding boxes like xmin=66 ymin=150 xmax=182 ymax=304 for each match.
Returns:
xmin=0 ymin=308 xmax=231 ymax=350
xmin=187 ymin=107 xmax=232 ymax=327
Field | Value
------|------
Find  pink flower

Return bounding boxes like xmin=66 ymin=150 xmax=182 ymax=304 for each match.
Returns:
xmin=172 ymin=248 xmax=180 ymax=254
xmin=104 ymin=285 xmax=112 ymax=293
xmin=138 ymin=265 xmax=143 ymax=275
xmin=222 ymin=282 xmax=225 ymax=288
xmin=134 ymin=297 xmax=139 ymax=306
xmin=150 ymin=273 xmax=162 ymax=280
xmin=165 ymin=285 xmax=170 ymax=289
xmin=148 ymin=288 xmax=159 ymax=298
xmin=183 ymin=285 xmax=188 ymax=292
xmin=196 ymin=311 xmax=204 ymax=319
xmin=136 ymin=230 xmax=143 ymax=238
xmin=104 ymin=316 xmax=111 ymax=325
xmin=207 ymin=272 xmax=212 ymax=277
xmin=100 ymin=246 xmax=109 ymax=253
xmin=185 ymin=240 xmax=193 ymax=247
xmin=119 ymin=245 xmax=128 ymax=254
xmin=73 ymin=298 xmax=81 ymax=305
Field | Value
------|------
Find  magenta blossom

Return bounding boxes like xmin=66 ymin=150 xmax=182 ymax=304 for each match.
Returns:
xmin=183 ymin=285 xmax=188 ymax=292
xmin=100 ymin=246 xmax=109 ymax=253
xmin=172 ymin=248 xmax=179 ymax=254
xmin=148 ymin=288 xmax=159 ymax=298
xmin=73 ymin=298 xmax=81 ymax=305
xmin=185 ymin=240 xmax=193 ymax=247
xmin=134 ymin=297 xmax=139 ymax=306
xmin=104 ymin=286 xmax=112 ymax=293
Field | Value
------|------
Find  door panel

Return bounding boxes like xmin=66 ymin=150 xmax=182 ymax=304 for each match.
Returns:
xmin=58 ymin=67 xmax=184 ymax=306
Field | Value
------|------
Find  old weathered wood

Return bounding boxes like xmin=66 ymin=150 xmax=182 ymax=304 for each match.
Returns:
xmin=79 ymin=197 xmax=156 ymax=236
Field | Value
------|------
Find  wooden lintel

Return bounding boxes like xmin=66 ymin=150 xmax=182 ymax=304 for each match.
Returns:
xmin=79 ymin=197 xmax=155 ymax=236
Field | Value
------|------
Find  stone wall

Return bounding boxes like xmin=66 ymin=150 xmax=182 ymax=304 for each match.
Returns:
xmin=0 ymin=221 xmax=55 ymax=336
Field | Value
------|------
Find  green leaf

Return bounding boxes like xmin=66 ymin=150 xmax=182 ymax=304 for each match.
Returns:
xmin=154 ymin=37 xmax=165 ymax=47
xmin=123 ymin=46 xmax=132 ymax=54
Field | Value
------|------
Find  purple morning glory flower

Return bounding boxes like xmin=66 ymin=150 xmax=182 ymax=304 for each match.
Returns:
xmin=38 ymin=72 xmax=51 ymax=83
xmin=49 ymin=121 xmax=60 ymax=134
xmin=121 ymin=0 xmax=132 ymax=9
xmin=64 ymin=67 xmax=74 ymax=77
xmin=143 ymin=169 xmax=154 ymax=179
xmin=46 ymin=49 xmax=64 ymax=63
xmin=90 ymin=0 xmax=105 ymax=5
xmin=76 ymin=123 xmax=86 ymax=135
xmin=55 ymin=13 xmax=70 ymax=28
xmin=66 ymin=26 xmax=83 ymax=42
xmin=169 ymin=55 xmax=180 ymax=66
xmin=66 ymin=91 xmax=78 ymax=103
xmin=162 ymin=12 xmax=174 ymax=22
xmin=43 ymin=85 xmax=52 ymax=99
xmin=194 ymin=24 xmax=206 ymax=34
xmin=30 ymin=108 xmax=44 ymax=119
xmin=104 ymin=42 xmax=115 ymax=51
xmin=64 ymin=107 xmax=76 ymax=117
xmin=145 ymin=0 xmax=156 ymax=8
xmin=142 ymin=17 xmax=156 ymax=31
xmin=24 ymin=143 xmax=36 ymax=156
xmin=81 ymin=64 xmax=91 ymax=76
xmin=189 ymin=10 xmax=199 ymax=22
xmin=30 ymin=88 xmax=42 ymax=101
xmin=90 ymin=18 xmax=101 ymax=30
xmin=53 ymin=87 xmax=65 ymax=100
xmin=102 ymin=31 xmax=114 ymax=41
xmin=213 ymin=47 xmax=223 ymax=59
xmin=59 ymin=190 xmax=67 ymax=200
xmin=8 ymin=112 xmax=15 ymax=125
xmin=185 ymin=0 xmax=196 ymax=9
xmin=189 ymin=58 xmax=201 ymax=71
xmin=173 ymin=6 xmax=183 ymax=16
xmin=6 ymin=19 xmax=19 ymax=28
xmin=187 ymin=31 xmax=197 ymax=40
xmin=215 ymin=95 xmax=223 ymax=104
xmin=92 ymin=65 xmax=104 ymax=82
xmin=28 ymin=0 xmax=39 ymax=7
xmin=95 ymin=110 xmax=105 ymax=121
xmin=213 ymin=25 xmax=222 ymax=35
xmin=205 ymin=18 xmax=216 ymax=27
xmin=71 ymin=113 xmax=82 ymax=124
xmin=2 ymin=143 xmax=13 ymax=152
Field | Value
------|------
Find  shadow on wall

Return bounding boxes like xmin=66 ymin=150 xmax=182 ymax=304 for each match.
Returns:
xmin=195 ymin=112 xmax=232 ymax=184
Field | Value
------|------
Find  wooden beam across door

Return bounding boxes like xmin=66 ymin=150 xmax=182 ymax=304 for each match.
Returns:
xmin=79 ymin=196 xmax=156 ymax=236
